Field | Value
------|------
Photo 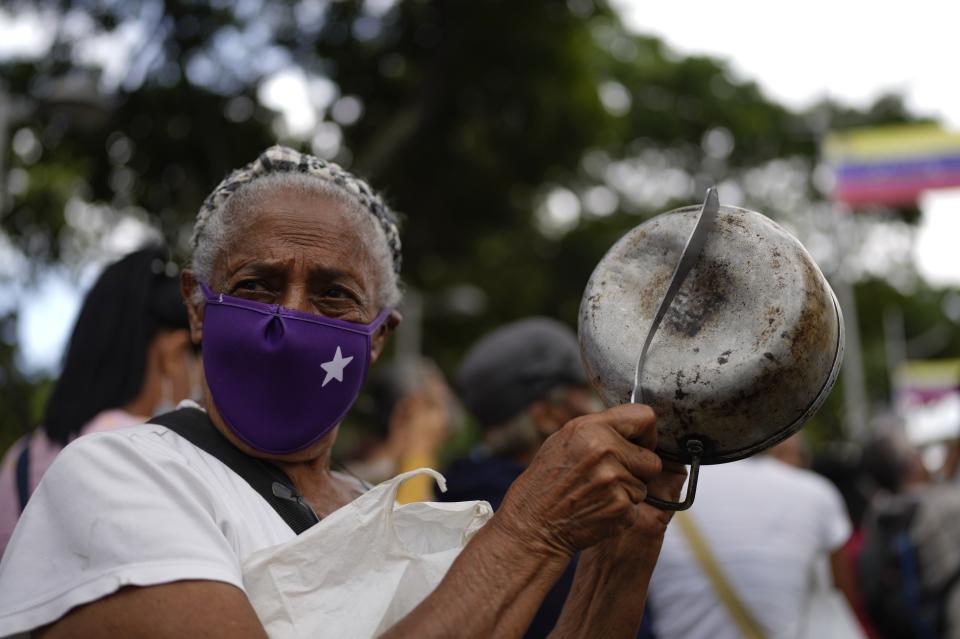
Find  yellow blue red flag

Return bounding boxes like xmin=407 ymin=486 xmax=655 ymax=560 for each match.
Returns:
xmin=823 ymin=124 xmax=960 ymax=207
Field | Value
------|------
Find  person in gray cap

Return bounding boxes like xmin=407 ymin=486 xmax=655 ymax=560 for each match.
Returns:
xmin=441 ymin=317 xmax=654 ymax=639
xmin=444 ymin=317 xmax=603 ymax=508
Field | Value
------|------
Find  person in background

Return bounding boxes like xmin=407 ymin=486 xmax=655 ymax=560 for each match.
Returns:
xmin=910 ymin=424 xmax=960 ymax=639
xmin=858 ymin=423 xmax=960 ymax=638
xmin=441 ymin=318 xmax=601 ymax=509
xmin=440 ymin=318 xmax=655 ymax=639
xmin=0 ymin=245 xmax=198 ymax=554
xmin=347 ymin=358 xmax=455 ymax=503
xmin=768 ymin=432 xmax=811 ymax=469
xmin=812 ymin=443 xmax=881 ymax=639
xmin=770 ymin=433 xmax=871 ymax=635
xmin=648 ymin=441 xmax=856 ymax=639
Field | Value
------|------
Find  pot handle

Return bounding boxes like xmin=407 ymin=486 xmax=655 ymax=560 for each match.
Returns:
xmin=644 ymin=439 xmax=703 ymax=511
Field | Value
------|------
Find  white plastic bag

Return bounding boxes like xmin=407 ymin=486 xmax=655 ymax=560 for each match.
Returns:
xmin=242 ymin=468 xmax=493 ymax=639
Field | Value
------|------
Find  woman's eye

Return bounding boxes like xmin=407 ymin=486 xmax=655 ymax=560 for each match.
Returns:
xmin=233 ymin=280 xmax=268 ymax=293
xmin=321 ymin=287 xmax=351 ymax=300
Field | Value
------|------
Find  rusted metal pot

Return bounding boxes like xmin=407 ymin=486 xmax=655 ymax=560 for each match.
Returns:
xmin=579 ymin=202 xmax=843 ymax=505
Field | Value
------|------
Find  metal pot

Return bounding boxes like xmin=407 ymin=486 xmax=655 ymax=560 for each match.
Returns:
xmin=578 ymin=196 xmax=843 ymax=509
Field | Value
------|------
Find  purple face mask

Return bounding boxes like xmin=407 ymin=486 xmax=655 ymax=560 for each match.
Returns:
xmin=199 ymin=282 xmax=390 ymax=455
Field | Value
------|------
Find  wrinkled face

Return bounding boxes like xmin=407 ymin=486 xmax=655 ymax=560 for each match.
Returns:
xmin=181 ymin=185 xmax=399 ymax=460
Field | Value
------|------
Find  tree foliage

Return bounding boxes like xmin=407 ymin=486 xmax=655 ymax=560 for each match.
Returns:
xmin=0 ymin=0 xmax=955 ymax=452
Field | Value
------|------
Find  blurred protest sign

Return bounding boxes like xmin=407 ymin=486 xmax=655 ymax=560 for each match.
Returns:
xmin=824 ymin=124 xmax=960 ymax=207
xmin=894 ymin=358 xmax=960 ymax=445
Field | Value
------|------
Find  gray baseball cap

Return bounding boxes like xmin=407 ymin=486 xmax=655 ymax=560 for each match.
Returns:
xmin=457 ymin=317 xmax=588 ymax=428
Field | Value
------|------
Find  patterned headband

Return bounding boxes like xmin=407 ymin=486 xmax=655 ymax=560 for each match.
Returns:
xmin=192 ymin=145 xmax=402 ymax=273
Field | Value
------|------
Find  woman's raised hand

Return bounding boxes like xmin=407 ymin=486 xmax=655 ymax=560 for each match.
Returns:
xmin=493 ymin=404 xmax=681 ymax=558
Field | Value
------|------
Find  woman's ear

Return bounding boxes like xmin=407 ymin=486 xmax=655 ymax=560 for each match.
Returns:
xmin=180 ymin=270 xmax=204 ymax=346
xmin=371 ymin=309 xmax=402 ymax=363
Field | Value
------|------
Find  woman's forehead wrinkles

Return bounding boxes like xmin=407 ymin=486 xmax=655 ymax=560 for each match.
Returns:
xmin=224 ymin=254 xmax=370 ymax=282
xmin=242 ymin=205 xmax=350 ymax=237
xmin=244 ymin=193 xmax=365 ymax=242
xmin=223 ymin=198 xmax=370 ymax=262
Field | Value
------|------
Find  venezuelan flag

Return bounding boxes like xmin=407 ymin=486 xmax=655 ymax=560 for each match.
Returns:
xmin=823 ymin=124 xmax=960 ymax=207
xmin=895 ymin=358 xmax=960 ymax=405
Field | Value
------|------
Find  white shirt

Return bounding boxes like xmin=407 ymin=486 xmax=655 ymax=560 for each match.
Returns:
xmin=649 ymin=457 xmax=851 ymax=639
xmin=0 ymin=410 xmax=295 ymax=637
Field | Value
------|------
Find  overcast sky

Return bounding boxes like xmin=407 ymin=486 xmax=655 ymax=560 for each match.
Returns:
xmin=614 ymin=0 xmax=960 ymax=290
xmin=615 ymin=0 xmax=960 ymax=126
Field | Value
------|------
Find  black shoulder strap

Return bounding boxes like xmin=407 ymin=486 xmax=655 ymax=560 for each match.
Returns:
xmin=15 ymin=442 xmax=31 ymax=513
xmin=151 ymin=407 xmax=320 ymax=535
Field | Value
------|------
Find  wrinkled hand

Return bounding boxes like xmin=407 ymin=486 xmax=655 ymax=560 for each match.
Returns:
xmin=493 ymin=404 xmax=669 ymax=559
xmin=590 ymin=459 xmax=687 ymax=564
xmin=638 ymin=459 xmax=688 ymax=531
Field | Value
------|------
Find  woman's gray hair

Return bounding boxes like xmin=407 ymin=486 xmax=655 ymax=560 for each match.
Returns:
xmin=189 ymin=145 xmax=402 ymax=308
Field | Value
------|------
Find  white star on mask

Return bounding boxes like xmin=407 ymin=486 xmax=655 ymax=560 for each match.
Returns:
xmin=320 ymin=347 xmax=354 ymax=387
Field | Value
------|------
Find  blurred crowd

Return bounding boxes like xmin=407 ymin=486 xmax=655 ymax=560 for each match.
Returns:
xmin=2 ymin=241 xmax=959 ymax=639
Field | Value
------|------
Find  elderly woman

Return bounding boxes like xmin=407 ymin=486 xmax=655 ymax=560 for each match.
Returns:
xmin=0 ymin=147 xmax=685 ymax=638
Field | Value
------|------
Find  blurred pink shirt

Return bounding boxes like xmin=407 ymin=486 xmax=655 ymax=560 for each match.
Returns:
xmin=0 ymin=410 xmax=145 ymax=556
